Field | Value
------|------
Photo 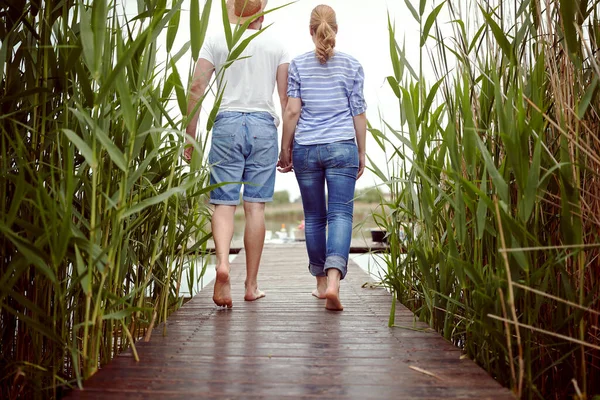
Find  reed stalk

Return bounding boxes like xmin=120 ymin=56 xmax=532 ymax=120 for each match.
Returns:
xmin=374 ymin=0 xmax=600 ymax=397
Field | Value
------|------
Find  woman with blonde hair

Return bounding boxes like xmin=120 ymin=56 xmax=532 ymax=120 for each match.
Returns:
xmin=278 ymin=5 xmax=367 ymax=311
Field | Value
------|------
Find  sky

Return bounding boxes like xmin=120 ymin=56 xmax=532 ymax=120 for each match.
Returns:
xmin=123 ymin=0 xmax=448 ymax=201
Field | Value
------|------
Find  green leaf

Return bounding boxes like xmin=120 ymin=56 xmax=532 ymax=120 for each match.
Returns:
xmin=226 ymin=24 xmax=272 ymax=63
xmin=577 ymin=76 xmax=598 ymax=119
xmin=195 ymin=0 xmax=213 ymax=59
xmin=221 ymin=0 xmax=233 ymax=49
xmin=102 ymin=308 xmax=151 ymax=320
xmin=480 ymin=6 xmax=514 ymax=64
xmin=421 ymin=1 xmax=445 ymax=47
xmin=63 ymin=129 xmax=96 ymax=168
xmin=71 ymin=108 xmax=128 ymax=171
xmin=419 ymin=0 xmax=427 ymax=16
xmin=522 ymin=137 xmax=542 ymax=221
xmin=74 ymin=245 xmax=90 ymax=296
xmin=115 ymin=31 xmax=136 ymax=134
xmin=366 ymin=154 xmax=389 ymax=183
xmin=475 ymin=132 xmax=509 ymax=202
xmin=395 ymin=39 xmax=418 ymax=80
xmin=190 ymin=0 xmax=201 ymax=59
xmin=79 ymin=1 xmax=95 ymax=78
xmin=96 ymin=29 xmax=150 ymax=104
xmin=559 ymin=0 xmax=580 ymax=59
xmin=468 ymin=23 xmax=486 ymax=54
xmin=167 ymin=6 xmax=181 ymax=53
xmin=0 ymin=225 xmax=57 ymax=284
xmin=404 ymin=0 xmax=420 ymax=22
xmin=5 ymin=171 xmax=27 ymax=228
xmin=122 ymin=179 xmax=198 ymax=218
xmin=170 ymin=59 xmax=187 ymax=117
xmin=0 ymin=31 xmax=11 ymax=81
xmin=418 ymin=76 xmax=443 ymax=124
xmin=400 ymin=87 xmax=418 ymax=150
xmin=94 ymin=126 xmax=128 ymax=172
xmin=387 ymin=13 xmax=401 ymax=82
xmin=207 ymin=82 xmax=226 ymax=132
xmin=172 ymin=41 xmax=191 ymax=64
xmin=387 ymin=76 xmax=401 ymax=99
xmin=92 ymin=0 xmax=107 ymax=77
xmin=476 ymin=168 xmax=488 ymax=240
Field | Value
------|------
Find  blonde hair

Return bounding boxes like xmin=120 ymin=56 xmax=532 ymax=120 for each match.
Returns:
xmin=310 ymin=5 xmax=337 ymax=64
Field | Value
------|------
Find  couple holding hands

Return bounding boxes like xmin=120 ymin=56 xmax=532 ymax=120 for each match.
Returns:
xmin=185 ymin=1 xmax=367 ymax=312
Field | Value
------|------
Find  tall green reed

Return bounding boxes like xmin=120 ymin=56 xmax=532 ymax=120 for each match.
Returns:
xmin=373 ymin=0 xmax=600 ymax=398
xmin=0 ymin=0 xmax=219 ymax=397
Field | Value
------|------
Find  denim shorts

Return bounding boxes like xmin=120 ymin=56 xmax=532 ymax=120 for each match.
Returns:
xmin=208 ymin=111 xmax=278 ymax=205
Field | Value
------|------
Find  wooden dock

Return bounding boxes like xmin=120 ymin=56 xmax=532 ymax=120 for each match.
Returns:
xmin=67 ymin=244 xmax=513 ymax=399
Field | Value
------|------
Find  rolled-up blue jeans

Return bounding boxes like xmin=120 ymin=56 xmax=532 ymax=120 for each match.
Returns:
xmin=293 ymin=139 xmax=359 ymax=280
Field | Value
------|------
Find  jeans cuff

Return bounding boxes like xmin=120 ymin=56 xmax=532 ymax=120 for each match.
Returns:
xmin=242 ymin=196 xmax=272 ymax=203
xmin=308 ymin=263 xmax=326 ymax=277
xmin=324 ymin=255 xmax=348 ymax=280
xmin=210 ymin=198 xmax=240 ymax=205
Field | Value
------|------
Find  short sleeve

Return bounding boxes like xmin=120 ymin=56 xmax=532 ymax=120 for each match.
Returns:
xmin=198 ymin=36 xmax=214 ymax=65
xmin=287 ymin=60 xmax=301 ymax=98
xmin=279 ymin=47 xmax=291 ymax=66
xmin=349 ymin=64 xmax=367 ymax=116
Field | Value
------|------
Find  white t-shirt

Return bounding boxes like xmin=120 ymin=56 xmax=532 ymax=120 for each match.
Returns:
xmin=199 ymin=26 xmax=290 ymax=126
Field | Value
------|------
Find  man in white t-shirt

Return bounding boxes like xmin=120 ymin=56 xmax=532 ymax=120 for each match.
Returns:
xmin=185 ymin=0 xmax=289 ymax=308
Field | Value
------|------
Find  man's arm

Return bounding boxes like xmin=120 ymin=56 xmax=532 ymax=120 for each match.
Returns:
xmin=276 ymin=63 xmax=289 ymax=116
xmin=184 ymin=58 xmax=215 ymax=160
xmin=352 ymin=113 xmax=367 ymax=179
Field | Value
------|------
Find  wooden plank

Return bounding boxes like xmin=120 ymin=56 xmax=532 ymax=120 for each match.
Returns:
xmin=203 ymin=239 xmax=392 ymax=254
xmin=66 ymin=244 xmax=514 ymax=399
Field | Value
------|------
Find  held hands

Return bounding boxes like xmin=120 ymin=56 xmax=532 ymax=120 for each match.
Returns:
xmin=277 ymin=148 xmax=293 ymax=173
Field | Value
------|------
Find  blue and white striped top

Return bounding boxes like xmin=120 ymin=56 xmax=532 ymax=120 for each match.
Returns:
xmin=287 ymin=51 xmax=367 ymax=145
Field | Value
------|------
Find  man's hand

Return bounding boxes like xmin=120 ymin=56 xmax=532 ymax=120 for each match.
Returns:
xmin=357 ymin=152 xmax=365 ymax=179
xmin=277 ymin=148 xmax=293 ymax=173
xmin=184 ymin=144 xmax=193 ymax=162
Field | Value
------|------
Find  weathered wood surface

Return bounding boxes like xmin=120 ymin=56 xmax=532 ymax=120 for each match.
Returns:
xmin=67 ymin=244 xmax=514 ymax=399
xmin=205 ymin=238 xmax=390 ymax=254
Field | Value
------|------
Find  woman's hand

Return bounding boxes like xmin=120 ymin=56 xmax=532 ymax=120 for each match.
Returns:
xmin=277 ymin=148 xmax=293 ymax=173
xmin=357 ymin=152 xmax=365 ymax=179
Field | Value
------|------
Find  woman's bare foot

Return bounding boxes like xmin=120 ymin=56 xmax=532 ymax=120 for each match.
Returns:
xmin=312 ymin=276 xmax=327 ymax=299
xmin=325 ymin=269 xmax=343 ymax=311
xmin=244 ymin=281 xmax=266 ymax=301
xmin=213 ymin=265 xmax=232 ymax=308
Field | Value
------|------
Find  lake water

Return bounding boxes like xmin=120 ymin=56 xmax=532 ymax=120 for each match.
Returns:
xmin=179 ymin=250 xmax=388 ymax=298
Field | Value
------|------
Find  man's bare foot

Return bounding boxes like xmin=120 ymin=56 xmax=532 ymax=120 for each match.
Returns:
xmin=244 ymin=282 xmax=266 ymax=301
xmin=312 ymin=276 xmax=327 ymax=299
xmin=213 ymin=265 xmax=232 ymax=308
xmin=325 ymin=269 xmax=343 ymax=311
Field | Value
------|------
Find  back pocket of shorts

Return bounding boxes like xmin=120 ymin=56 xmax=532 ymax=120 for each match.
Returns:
xmin=208 ymin=132 xmax=235 ymax=165
xmin=250 ymin=128 xmax=278 ymax=167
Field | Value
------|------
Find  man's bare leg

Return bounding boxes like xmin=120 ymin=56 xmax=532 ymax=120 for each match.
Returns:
xmin=212 ymin=204 xmax=236 ymax=308
xmin=243 ymin=201 xmax=266 ymax=301
xmin=325 ymin=268 xmax=343 ymax=311
xmin=312 ymin=276 xmax=327 ymax=299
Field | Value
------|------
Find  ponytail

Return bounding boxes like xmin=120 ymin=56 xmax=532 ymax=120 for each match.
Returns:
xmin=310 ymin=5 xmax=338 ymax=64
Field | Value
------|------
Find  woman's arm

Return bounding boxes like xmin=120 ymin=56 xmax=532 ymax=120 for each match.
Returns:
xmin=353 ymin=112 xmax=367 ymax=179
xmin=278 ymin=97 xmax=302 ymax=173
